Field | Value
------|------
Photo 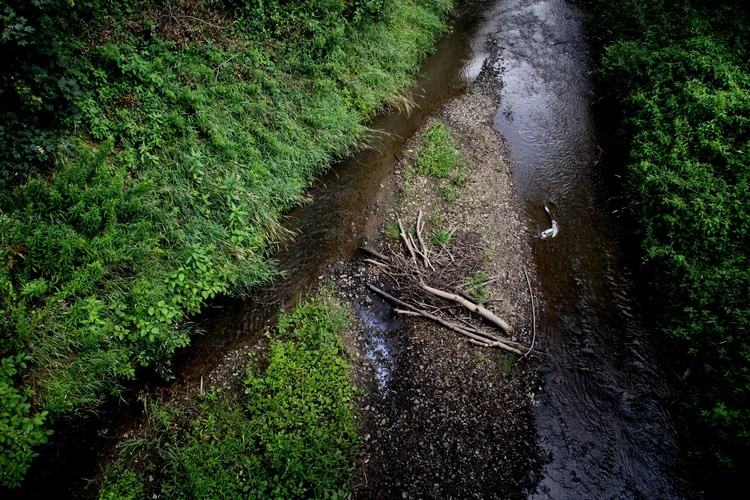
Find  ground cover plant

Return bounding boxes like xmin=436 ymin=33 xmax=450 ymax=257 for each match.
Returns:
xmin=0 ymin=0 xmax=453 ymax=487
xmin=409 ymin=121 xmax=469 ymax=201
xmin=97 ymin=297 xmax=359 ymax=499
xmin=585 ymin=0 xmax=750 ymax=488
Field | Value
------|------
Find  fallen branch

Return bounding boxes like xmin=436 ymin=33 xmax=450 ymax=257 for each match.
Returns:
xmin=420 ymin=282 xmax=513 ymax=334
xmin=369 ymin=285 xmax=522 ymax=354
xmin=397 ymin=217 xmax=418 ymax=266
xmin=360 ymin=247 xmax=391 ymax=264
xmin=522 ymin=267 xmax=537 ymax=359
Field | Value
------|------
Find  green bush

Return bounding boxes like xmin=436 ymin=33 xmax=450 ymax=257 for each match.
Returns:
xmin=0 ymin=354 xmax=53 ymax=488
xmin=585 ymin=0 xmax=750 ymax=484
xmin=98 ymin=297 xmax=359 ymax=498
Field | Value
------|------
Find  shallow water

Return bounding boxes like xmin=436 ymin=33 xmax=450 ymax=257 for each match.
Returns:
xmin=487 ymin=0 xmax=694 ymax=496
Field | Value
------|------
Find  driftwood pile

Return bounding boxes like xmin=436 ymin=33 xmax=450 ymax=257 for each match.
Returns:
xmin=362 ymin=211 xmax=534 ymax=356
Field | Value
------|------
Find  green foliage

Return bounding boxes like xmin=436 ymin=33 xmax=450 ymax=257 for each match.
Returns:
xmin=385 ymin=220 xmax=401 ymax=240
xmin=0 ymin=0 xmax=139 ymax=185
xmin=429 ymin=228 xmax=453 ymax=247
xmin=465 ymin=270 xmax=490 ymax=304
xmin=0 ymin=0 xmax=453 ymax=487
xmin=586 ymin=0 xmax=750 ymax=484
xmin=0 ymin=354 xmax=53 ymax=488
xmin=415 ymin=122 xmax=465 ymax=178
xmin=98 ymin=298 xmax=359 ymax=499
xmin=414 ymin=121 xmax=468 ymax=200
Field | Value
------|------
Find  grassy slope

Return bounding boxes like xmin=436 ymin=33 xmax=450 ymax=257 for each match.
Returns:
xmin=585 ymin=0 xmax=750 ymax=486
xmin=0 ymin=0 xmax=452 ymax=488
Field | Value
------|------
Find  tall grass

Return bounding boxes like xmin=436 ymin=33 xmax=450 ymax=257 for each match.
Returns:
xmin=0 ymin=0 xmax=453 ymax=487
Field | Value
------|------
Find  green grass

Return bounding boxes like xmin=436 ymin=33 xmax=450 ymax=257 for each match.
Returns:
xmin=465 ymin=270 xmax=490 ymax=304
xmin=413 ymin=121 xmax=469 ymax=200
xmin=0 ymin=0 xmax=454 ymax=487
xmin=429 ymin=228 xmax=453 ymax=247
xmin=98 ymin=297 xmax=359 ymax=499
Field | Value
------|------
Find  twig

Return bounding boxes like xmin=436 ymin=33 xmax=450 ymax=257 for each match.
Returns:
xmin=360 ymin=247 xmax=392 ymax=263
xmin=214 ymin=53 xmax=241 ymax=82
xmin=415 ymin=210 xmax=430 ymax=267
xmin=363 ymin=258 xmax=391 ymax=269
xmin=397 ymin=217 xmax=418 ymax=266
xmin=522 ymin=267 xmax=537 ymax=359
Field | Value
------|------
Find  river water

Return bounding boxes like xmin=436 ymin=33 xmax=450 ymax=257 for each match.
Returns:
xmin=487 ymin=0 xmax=694 ymax=497
xmin=14 ymin=1 xmax=695 ymax=497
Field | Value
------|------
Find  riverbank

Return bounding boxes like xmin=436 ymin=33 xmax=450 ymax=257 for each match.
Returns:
xmin=0 ymin=0 xmax=454 ymax=489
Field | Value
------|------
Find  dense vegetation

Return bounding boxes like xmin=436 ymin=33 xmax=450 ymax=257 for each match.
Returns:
xmin=0 ymin=0 xmax=452 ymax=488
xmin=99 ymin=297 xmax=359 ymax=498
xmin=585 ymin=0 xmax=750 ymax=486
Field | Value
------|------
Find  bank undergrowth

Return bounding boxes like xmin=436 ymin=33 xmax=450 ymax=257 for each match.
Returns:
xmin=98 ymin=297 xmax=359 ymax=499
xmin=585 ymin=0 xmax=750 ymax=488
xmin=0 ymin=0 xmax=452 ymax=488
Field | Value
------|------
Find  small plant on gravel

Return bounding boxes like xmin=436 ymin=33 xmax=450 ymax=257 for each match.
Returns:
xmin=429 ymin=228 xmax=453 ymax=247
xmin=465 ymin=270 xmax=490 ymax=303
xmin=443 ymin=185 xmax=460 ymax=201
xmin=414 ymin=121 xmax=470 ymax=198
xmin=386 ymin=220 xmax=401 ymax=240
xmin=496 ymin=352 xmax=517 ymax=375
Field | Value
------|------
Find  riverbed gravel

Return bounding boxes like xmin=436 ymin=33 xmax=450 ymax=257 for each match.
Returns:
xmin=323 ymin=78 xmax=545 ymax=497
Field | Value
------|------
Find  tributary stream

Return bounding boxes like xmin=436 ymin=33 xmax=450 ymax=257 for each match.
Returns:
xmin=18 ymin=1 xmax=694 ymax=497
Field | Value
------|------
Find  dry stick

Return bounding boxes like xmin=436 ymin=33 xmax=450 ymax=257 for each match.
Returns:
xmin=445 ymin=308 xmax=525 ymax=347
xmin=360 ymin=247 xmax=391 ymax=264
xmin=416 ymin=210 xmax=430 ymax=265
xmin=369 ymin=285 xmax=522 ymax=354
xmin=522 ymin=267 xmax=537 ymax=359
xmin=363 ymin=258 xmax=391 ymax=269
xmin=420 ymin=282 xmax=514 ymax=334
xmin=409 ymin=234 xmax=434 ymax=271
xmin=394 ymin=309 xmax=422 ymax=317
xmin=397 ymin=217 xmax=418 ymax=266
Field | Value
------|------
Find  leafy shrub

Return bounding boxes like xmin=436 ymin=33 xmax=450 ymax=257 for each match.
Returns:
xmin=98 ymin=297 xmax=359 ymax=498
xmin=585 ymin=0 xmax=750 ymax=485
xmin=0 ymin=354 xmax=53 ymax=488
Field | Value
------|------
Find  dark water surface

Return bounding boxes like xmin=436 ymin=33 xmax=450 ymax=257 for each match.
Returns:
xmin=489 ymin=0 xmax=695 ymax=497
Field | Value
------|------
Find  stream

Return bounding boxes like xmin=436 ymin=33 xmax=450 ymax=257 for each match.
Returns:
xmin=16 ymin=0 xmax=695 ymax=497
xmin=488 ymin=0 xmax=694 ymax=497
